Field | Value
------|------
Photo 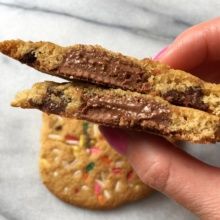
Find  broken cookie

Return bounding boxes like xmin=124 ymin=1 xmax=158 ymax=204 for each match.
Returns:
xmin=11 ymin=81 xmax=220 ymax=143
xmin=1 ymin=40 xmax=220 ymax=116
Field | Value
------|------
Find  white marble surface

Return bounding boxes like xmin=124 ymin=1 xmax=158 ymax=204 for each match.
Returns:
xmin=0 ymin=0 xmax=220 ymax=219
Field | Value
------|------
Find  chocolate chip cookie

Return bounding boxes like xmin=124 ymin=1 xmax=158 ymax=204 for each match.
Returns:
xmin=12 ymin=81 xmax=220 ymax=143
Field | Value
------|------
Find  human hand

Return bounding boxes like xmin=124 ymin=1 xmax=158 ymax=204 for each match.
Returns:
xmin=100 ymin=17 xmax=220 ymax=219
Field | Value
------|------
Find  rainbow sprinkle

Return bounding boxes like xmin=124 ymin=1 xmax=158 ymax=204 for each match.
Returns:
xmin=112 ymin=167 xmax=122 ymax=174
xmin=97 ymin=195 xmax=105 ymax=205
xmin=82 ymin=122 xmax=90 ymax=148
xmin=100 ymin=156 xmax=111 ymax=165
xmin=65 ymin=134 xmax=79 ymax=145
xmin=88 ymin=147 xmax=101 ymax=155
xmin=94 ymin=182 xmax=102 ymax=195
xmin=83 ymin=121 xmax=89 ymax=133
xmin=85 ymin=162 xmax=95 ymax=172
xmin=126 ymin=170 xmax=134 ymax=181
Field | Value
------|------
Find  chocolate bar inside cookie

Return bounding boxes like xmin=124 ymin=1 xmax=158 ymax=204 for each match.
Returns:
xmin=11 ymin=81 xmax=220 ymax=143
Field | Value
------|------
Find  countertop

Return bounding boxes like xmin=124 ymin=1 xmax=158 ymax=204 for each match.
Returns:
xmin=0 ymin=1 xmax=220 ymax=219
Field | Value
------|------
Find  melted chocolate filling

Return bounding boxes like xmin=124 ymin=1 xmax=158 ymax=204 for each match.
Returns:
xmin=79 ymin=92 xmax=171 ymax=132
xmin=59 ymin=46 xmax=150 ymax=93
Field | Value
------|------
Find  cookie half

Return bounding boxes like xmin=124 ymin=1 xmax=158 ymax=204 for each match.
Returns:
xmin=40 ymin=114 xmax=152 ymax=209
xmin=1 ymin=40 xmax=220 ymax=116
xmin=12 ymin=81 xmax=220 ymax=143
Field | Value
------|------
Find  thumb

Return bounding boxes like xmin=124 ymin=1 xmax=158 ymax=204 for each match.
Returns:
xmin=157 ymin=17 xmax=220 ymax=71
xmin=100 ymin=126 xmax=220 ymax=219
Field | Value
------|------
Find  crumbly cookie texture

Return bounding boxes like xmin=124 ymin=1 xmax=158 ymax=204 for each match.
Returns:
xmin=12 ymin=81 xmax=220 ymax=143
xmin=40 ymin=114 xmax=152 ymax=209
xmin=1 ymin=39 xmax=220 ymax=116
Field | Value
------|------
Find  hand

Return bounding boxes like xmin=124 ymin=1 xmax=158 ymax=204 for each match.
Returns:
xmin=100 ymin=17 xmax=220 ymax=219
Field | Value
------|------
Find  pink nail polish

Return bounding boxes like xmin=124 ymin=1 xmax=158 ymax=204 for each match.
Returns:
xmin=99 ymin=126 xmax=128 ymax=154
xmin=153 ymin=46 xmax=169 ymax=60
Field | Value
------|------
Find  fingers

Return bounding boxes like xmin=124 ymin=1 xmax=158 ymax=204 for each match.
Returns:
xmin=99 ymin=18 xmax=220 ymax=218
xmin=158 ymin=17 xmax=220 ymax=71
xmin=100 ymin=126 xmax=220 ymax=219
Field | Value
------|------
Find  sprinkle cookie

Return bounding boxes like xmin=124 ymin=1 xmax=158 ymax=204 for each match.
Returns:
xmin=40 ymin=114 xmax=152 ymax=209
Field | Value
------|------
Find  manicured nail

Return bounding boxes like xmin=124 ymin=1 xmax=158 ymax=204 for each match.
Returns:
xmin=153 ymin=46 xmax=169 ymax=60
xmin=99 ymin=126 xmax=128 ymax=155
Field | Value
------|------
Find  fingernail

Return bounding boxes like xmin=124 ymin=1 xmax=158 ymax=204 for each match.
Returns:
xmin=99 ymin=126 xmax=128 ymax=155
xmin=153 ymin=46 xmax=169 ymax=60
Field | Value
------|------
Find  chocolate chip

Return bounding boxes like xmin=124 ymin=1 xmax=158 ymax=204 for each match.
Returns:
xmin=42 ymin=89 xmax=68 ymax=114
xmin=42 ymin=99 xmax=67 ymax=114
xmin=29 ymin=87 xmax=68 ymax=114
xmin=20 ymin=51 xmax=36 ymax=65
xmin=47 ymin=87 xmax=64 ymax=97
xmin=54 ymin=125 xmax=63 ymax=131
xmin=163 ymin=87 xmax=208 ymax=111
